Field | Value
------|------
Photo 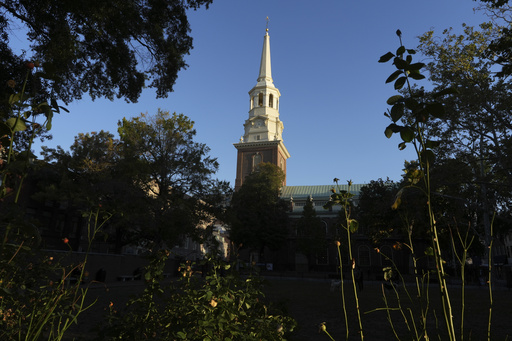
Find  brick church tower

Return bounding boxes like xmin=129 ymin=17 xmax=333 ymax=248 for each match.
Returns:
xmin=233 ymin=26 xmax=290 ymax=190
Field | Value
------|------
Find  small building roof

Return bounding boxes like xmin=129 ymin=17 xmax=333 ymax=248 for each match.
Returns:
xmin=280 ymin=184 xmax=363 ymax=200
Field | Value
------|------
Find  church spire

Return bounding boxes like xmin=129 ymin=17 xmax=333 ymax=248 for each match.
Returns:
xmin=257 ymin=22 xmax=274 ymax=87
xmin=233 ymin=22 xmax=290 ymax=190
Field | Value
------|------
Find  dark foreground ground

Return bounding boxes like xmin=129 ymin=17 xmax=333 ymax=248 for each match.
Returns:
xmin=67 ymin=278 xmax=512 ymax=340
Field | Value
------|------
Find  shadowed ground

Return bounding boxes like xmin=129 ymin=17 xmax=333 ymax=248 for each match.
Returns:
xmin=66 ymin=277 xmax=512 ymax=340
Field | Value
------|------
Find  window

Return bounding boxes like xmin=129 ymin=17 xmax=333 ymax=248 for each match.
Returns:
xmin=269 ymin=94 xmax=274 ymax=108
xmin=258 ymin=93 xmax=263 ymax=106
xmin=252 ymin=153 xmax=262 ymax=171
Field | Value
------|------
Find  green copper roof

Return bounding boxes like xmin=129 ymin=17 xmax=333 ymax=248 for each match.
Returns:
xmin=280 ymin=184 xmax=363 ymax=199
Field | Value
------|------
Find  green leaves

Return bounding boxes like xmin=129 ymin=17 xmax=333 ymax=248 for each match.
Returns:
xmin=103 ymin=254 xmax=297 ymax=339
xmin=400 ymin=127 xmax=415 ymax=142
xmin=348 ymin=219 xmax=359 ymax=233
xmin=6 ymin=117 xmax=27 ymax=132
xmin=383 ymin=267 xmax=394 ymax=281
xmin=386 ymin=70 xmax=402 ymax=84
xmin=394 ymin=76 xmax=407 ymax=90
xmin=381 ymin=34 xmax=456 ymax=154
xmin=432 ymin=86 xmax=458 ymax=98
xmin=387 ymin=95 xmax=403 ymax=105
xmin=379 ymin=52 xmax=395 ymax=63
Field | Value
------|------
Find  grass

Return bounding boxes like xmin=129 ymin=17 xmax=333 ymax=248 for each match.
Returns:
xmin=65 ymin=277 xmax=512 ymax=340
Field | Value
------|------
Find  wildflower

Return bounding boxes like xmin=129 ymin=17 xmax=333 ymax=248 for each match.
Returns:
xmin=335 ymin=240 xmax=341 ymax=247
xmin=210 ymin=299 xmax=218 ymax=308
xmin=393 ymin=242 xmax=402 ymax=250
xmin=375 ymin=247 xmax=380 ymax=253
xmin=319 ymin=322 xmax=327 ymax=333
xmin=63 ymin=237 xmax=69 ymax=244
xmin=6 ymin=80 xmax=16 ymax=88
xmin=109 ymin=301 xmax=114 ymax=308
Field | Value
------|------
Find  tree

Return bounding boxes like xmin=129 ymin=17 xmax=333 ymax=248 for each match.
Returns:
xmin=357 ymin=178 xmax=401 ymax=243
xmin=229 ymin=163 xmax=289 ymax=260
xmin=38 ymin=130 xmax=143 ymax=251
xmin=477 ymin=1 xmax=512 ymax=77
xmin=417 ymin=23 xmax=512 ymax=245
xmin=117 ymin=110 xmax=229 ymax=249
xmin=295 ymin=196 xmax=326 ymax=264
xmin=38 ymin=111 xmax=230 ymax=251
xmin=0 ymin=0 xmax=212 ymax=104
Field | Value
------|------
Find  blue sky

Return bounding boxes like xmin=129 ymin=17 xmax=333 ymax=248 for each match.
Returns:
xmin=30 ymin=1 xmax=489 ymax=187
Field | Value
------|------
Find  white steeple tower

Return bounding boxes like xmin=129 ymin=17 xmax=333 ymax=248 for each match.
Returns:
xmin=234 ymin=23 xmax=290 ymax=190
xmin=244 ymin=26 xmax=283 ymax=143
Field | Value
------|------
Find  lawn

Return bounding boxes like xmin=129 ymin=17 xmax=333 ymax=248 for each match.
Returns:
xmin=264 ymin=278 xmax=512 ymax=340
xmin=66 ymin=277 xmax=512 ymax=340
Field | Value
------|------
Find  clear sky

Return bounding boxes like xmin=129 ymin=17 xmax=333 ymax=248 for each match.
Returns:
xmin=30 ymin=0 xmax=489 ymax=187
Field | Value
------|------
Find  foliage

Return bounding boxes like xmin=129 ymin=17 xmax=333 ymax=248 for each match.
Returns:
xmin=377 ymin=28 xmax=501 ymax=341
xmin=417 ymin=22 xmax=512 ymax=244
xmin=0 ymin=66 xmax=109 ymax=340
xmin=38 ymin=130 xmax=147 ymax=252
xmin=1 ymin=246 xmax=88 ymax=340
xmin=117 ymin=110 xmax=230 ymax=249
xmin=0 ymin=0 xmax=213 ymax=103
xmin=39 ymin=110 xmax=230 ymax=251
xmin=100 ymin=252 xmax=296 ymax=340
xmin=477 ymin=1 xmax=512 ymax=77
xmin=229 ymin=163 xmax=289 ymax=257
xmin=357 ymin=178 xmax=401 ymax=242
xmin=295 ymin=196 xmax=326 ymax=262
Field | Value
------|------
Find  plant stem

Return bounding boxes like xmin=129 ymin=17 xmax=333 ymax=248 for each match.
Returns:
xmin=336 ymin=243 xmax=349 ymax=340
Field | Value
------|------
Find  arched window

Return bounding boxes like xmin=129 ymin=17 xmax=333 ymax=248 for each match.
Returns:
xmin=258 ymin=93 xmax=263 ymax=106
xmin=269 ymin=94 xmax=274 ymax=108
xmin=252 ymin=153 xmax=262 ymax=171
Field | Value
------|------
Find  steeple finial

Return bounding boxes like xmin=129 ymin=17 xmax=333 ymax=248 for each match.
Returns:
xmin=266 ymin=16 xmax=269 ymax=32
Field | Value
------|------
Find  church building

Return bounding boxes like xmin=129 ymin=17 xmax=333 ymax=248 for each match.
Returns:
xmin=233 ymin=26 xmax=362 ymax=203
xmin=232 ymin=26 xmax=385 ymax=274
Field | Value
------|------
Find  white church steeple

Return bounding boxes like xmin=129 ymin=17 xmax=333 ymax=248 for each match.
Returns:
xmin=234 ymin=23 xmax=290 ymax=190
xmin=243 ymin=26 xmax=284 ymax=143
xmin=257 ymin=28 xmax=274 ymax=87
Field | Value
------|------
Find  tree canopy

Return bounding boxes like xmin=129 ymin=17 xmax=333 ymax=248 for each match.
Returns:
xmin=417 ymin=22 xmax=512 ymax=242
xmin=117 ymin=110 xmax=229 ymax=248
xmin=38 ymin=111 xmax=230 ymax=251
xmin=229 ymin=163 xmax=289 ymax=258
xmin=357 ymin=178 xmax=401 ymax=243
xmin=476 ymin=1 xmax=512 ymax=77
xmin=0 ymin=0 xmax=212 ymax=104
xmin=295 ymin=196 xmax=326 ymax=260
